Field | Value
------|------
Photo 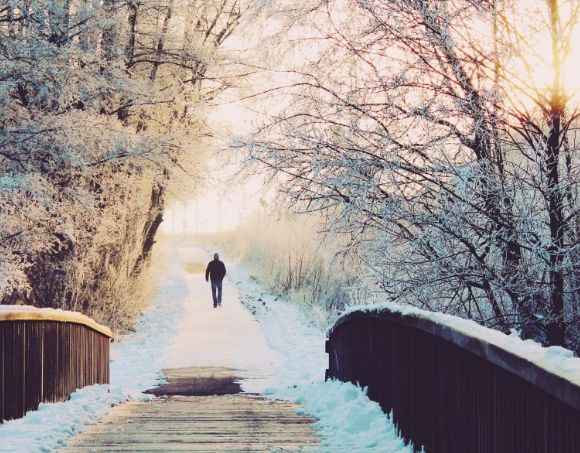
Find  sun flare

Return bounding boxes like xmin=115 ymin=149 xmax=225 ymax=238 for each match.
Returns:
xmin=503 ymin=0 xmax=580 ymax=108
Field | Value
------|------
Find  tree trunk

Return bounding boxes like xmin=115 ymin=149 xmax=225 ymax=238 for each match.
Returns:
xmin=545 ymin=0 xmax=566 ymax=346
xmin=101 ymin=0 xmax=118 ymax=60
xmin=132 ymin=184 xmax=165 ymax=277
xmin=48 ymin=0 xmax=71 ymax=45
xmin=150 ymin=0 xmax=174 ymax=82
xmin=126 ymin=2 xmax=138 ymax=66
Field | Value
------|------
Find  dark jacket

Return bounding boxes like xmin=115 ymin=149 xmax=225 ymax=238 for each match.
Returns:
xmin=206 ymin=259 xmax=226 ymax=281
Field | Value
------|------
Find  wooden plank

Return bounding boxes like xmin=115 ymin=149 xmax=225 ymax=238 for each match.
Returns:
xmin=60 ymin=392 xmax=320 ymax=451
xmin=62 ymin=445 xmax=303 ymax=452
xmin=70 ymin=435 xmax=318 ymax=444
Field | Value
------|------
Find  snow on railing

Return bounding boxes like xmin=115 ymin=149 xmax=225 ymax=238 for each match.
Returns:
xmin=326 ymin=303 xmax=580 ymax=453
xmin=0 ymin=305 xmax=112 ymax=422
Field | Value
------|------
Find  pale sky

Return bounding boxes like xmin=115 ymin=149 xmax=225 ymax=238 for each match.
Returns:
xmin=160 ymin=153 xmax=270 ymax=235
xmin=161 ymin=15 xmax=288 ymax=236
xmin=160 ymin=182 xmax=263 ymax=235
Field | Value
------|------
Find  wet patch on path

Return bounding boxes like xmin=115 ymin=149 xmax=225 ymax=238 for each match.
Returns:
xmin=145 ymin=366 xmax=242 ymax=396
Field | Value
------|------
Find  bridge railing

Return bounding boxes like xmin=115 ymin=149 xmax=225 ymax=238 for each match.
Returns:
xmin=0 ymin=306 xmax=112 ymax=422
xmin=326 ymin=305 xmax=580 ymax=453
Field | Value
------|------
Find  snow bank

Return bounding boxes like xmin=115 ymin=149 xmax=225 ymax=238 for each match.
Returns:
xmin=0 ymin=246 xmax=190 ymax=453
xmin=289 ymin=381 xmax=412 ymax=452
xmin=230 ymin=264 xmax=415 ymax=452
xmin=0 ymin=386 xmax=111 ymax=453
xmin=339 ymin=302 xmax=580 ymax=387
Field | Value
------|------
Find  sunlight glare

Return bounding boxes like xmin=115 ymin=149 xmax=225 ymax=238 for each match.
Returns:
xmin=506 ymin=0 xmax=580 ymax=107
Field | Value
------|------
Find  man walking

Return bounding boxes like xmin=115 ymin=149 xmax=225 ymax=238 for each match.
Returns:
xmin=205 ymin=253 xmax=226 ymax=308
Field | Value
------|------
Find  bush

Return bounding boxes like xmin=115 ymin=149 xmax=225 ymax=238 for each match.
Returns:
xmin=219 ymin=210 xmax=375 ymax=328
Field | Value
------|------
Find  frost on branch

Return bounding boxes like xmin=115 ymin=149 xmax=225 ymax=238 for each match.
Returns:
xmin=0 ymin=0 xmax=254 ymax=331
xmin=239 ymin=0 xmax=580 ymax=350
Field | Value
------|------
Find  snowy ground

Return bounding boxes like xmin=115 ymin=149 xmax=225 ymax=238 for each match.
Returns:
xmin=228 ymin=263 xmax=413 ymax=452
xmin=0 ymin=241 xmax=413 ymax=452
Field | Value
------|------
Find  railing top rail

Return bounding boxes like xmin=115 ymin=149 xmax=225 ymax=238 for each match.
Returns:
xmin=329 ymin=303 xmax=580 ymax=411
xmin=0 ymin=305 xmax=113 ymax=338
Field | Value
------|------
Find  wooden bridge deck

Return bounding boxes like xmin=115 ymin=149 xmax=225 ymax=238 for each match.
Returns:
xmin=59 ymin=367 xmax=320 ymax=452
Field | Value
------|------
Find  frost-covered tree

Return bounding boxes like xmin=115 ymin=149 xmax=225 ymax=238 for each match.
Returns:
xmin=0 ymin=0 xmax=255 ymax=331
xmin=240 ymin=0 xmax=580 ymax=348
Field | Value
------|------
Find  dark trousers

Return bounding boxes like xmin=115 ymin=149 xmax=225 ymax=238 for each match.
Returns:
xmin=211 ymin=280 xmax=223 ymax=307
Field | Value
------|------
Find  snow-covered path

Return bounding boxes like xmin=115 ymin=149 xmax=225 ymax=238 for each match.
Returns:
xmin=161 ymin=245 xmax=281 ymax=392
xmin=0 ymin=240 xmax=413 ymax=452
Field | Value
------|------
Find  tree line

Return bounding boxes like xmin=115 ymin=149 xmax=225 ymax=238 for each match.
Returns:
xmin=0 ymin=0 xmax=256 ymax=330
